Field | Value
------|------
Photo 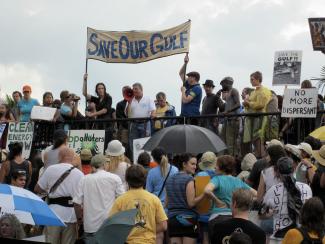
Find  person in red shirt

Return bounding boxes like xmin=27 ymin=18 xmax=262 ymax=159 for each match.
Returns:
xmin=81 ymin=149 xmax=92 ymax=175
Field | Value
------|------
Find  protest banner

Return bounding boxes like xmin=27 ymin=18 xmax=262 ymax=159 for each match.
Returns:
xmin=133 ymin=137 xmax=152 ymax=164
xmin=0 ymin=124 xmax=6 ymax=139
xmin=6 ymin=122 xmax=34 ymax=159
xmin=67 ymin=130 xmax=105 ymax=155
xmin=272 ymin=50 xmax=302 ymax=86
xmin=194 ymin=175 xmax=210 ymax=214
xmin=86 ymin=21 xmax=191 ymax=63
xmin=30 ymin=106 xmax=56 ymax=121
xmin=282 ymin=89 xmax=318 ymax=118
xmin=308 ymin=18 xmax=325 ymax=51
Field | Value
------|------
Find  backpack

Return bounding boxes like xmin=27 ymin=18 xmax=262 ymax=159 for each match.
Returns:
xmin=296 ymin=227 xmax=324 ymax=244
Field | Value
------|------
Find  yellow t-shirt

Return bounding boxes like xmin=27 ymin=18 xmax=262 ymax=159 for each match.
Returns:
xmin=109 ymin=189 xmax=168 ymax=244
xmin=282 ymin=229 xmax=325 ymax=244
xmin=154 ymin=105 xmax=168 ymax=130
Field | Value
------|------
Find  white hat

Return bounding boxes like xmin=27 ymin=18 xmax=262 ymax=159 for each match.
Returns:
xmin=266 ymin=139 xmax=283 ymax=147
xmin=297 ymin=143 xmax=312 ymax=156
xmin=105 ymin=140 xmax=125 ymax=157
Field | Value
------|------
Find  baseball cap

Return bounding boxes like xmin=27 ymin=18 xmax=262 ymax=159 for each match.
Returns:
xmin=80 ymin=149 xmax=92 ymax=161
xmin=23 ymin=85 xmax=32 ymax=92
xmin=297 ymin=143 xmax=312 ymax=156
xmin=220 ymin=76 xmax=234 ymax=85
xmin=53 ymin=129 xmax=67 ymax=140
xmin=266 ymin=139 xmax=283 ymax=147
xmin=186 ymin=72 xmax=200 ymax=81
xmin=91 ymin=154 xmax=110 ymax=169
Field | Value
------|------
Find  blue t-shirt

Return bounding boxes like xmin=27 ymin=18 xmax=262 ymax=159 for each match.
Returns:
xmin=209 ymin=175 xmax=250 ymax=216
xmin=60 ymin=104 xmax=72 ymax=116
xmin=181 ymin=81 xmax=202 ymax=116
xmin=145 ymin=164 xmax=178 ymax=213
xmin=165 ymin=173 xmax=199 ymax=218
xmin=17 ymin=98 xmax=39 ymax=122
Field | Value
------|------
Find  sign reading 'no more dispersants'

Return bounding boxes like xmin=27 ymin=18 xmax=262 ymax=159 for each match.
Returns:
xmin=86 ymin=21 xmax=191 ymax=63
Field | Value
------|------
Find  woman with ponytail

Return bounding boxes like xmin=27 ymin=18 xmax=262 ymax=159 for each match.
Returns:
xmin=0 ymin=142 xmax=32 ymax=189
xmin=146 ymin=147 xmax=178 ymax=244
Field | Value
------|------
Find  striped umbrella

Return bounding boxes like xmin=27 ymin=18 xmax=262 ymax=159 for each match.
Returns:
xmin=0 ymin=184 xmax=65 ymax=226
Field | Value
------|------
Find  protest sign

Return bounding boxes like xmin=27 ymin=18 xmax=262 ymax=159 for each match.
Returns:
xmin=272 ymin=50 xmax=302 ymax=86
xmin=133 ymin=137 xmax=152 ymax=164
xmin=282 ymin=89 xmax=318 ymax=118
xmin=87 ymin=21 xmax=191 ymax=63
xmin=194 ymin=175 xmax=210 ymax=214
xmin=0 ymin=124 xmax=6 ymax=139
xmin=31 ymin=106 xmax=56 ymax=121
xmin=308 ymin=18 xmax=325 ymax=51
xmin=67 ymin=130 xmax=105 ymax=155
xmin=6 ymin=122 xmax=34 ymax=159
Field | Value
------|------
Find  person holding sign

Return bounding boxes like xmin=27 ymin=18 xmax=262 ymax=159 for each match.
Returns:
xmin=83 ymin=74 xmax=114 ymax=150
xmin=242 ymin=72 xmax=271 ymax=158
xmin=43 ymin=92 xmax=61 ymax=122
xmin=16 ymin=85 xmax=40 ymax=122
xmin=0 ymin=104 xmax=15 ymax=149
xmin=179 ymin=55 xmax=202 ymax=125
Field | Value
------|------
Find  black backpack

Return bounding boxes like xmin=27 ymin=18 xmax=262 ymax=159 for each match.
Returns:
xmin=296 ymin=227 xmax=324 ymax=244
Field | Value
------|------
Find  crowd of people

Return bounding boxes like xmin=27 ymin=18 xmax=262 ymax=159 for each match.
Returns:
xmin=1 ymin=55 xmax=325 ymax=244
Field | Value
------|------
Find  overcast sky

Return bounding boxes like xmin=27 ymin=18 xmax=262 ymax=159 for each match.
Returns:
xmin=1 ymin=0 xmax=324 ymax=114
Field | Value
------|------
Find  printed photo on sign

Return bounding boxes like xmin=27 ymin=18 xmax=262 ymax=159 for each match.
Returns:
xmin=67 ymin=130 xmax=105 ymax=155
xmin=282 ymin=89 xmax=318 ymax=118
xmin=6 ymin=122 xmax=34 ymax=159
xmin=308 ymin=18 xmax=325 ymax=51
xmin=272 ymin=50 xmax=302 ymax=86
xmin=133 ymin=137 xmax=153 ymax=164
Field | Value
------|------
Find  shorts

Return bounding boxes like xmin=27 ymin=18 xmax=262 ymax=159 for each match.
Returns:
xmin=168 ymin=217 xmax=199 ymax=239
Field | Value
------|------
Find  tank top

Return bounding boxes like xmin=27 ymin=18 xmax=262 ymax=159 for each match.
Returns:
xmin=45 ymin=149 xmax=60 ymax=169
xmin=225 ymin=88 xmax=239 ymax=120
xmin=5 ymin=160 xmax=30 ymax=189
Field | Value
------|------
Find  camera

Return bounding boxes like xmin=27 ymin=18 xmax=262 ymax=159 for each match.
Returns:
xmin=71 ymin=93 xmax=80 ymax=101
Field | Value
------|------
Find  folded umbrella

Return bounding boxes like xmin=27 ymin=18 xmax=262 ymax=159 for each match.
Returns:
xmin=142 ymin=124 xmax=227 ymax=153
xmin=0 ymin=184 xmax=65 ymax=226
xmin=310 ymin=126 xmax=325 ymax=140
xmin=90 ymin=208 xmax=138 ymax=244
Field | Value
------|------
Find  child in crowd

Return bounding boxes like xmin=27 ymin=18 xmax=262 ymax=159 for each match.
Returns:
xmin=0 ymin=104 xmax=15 ymax=149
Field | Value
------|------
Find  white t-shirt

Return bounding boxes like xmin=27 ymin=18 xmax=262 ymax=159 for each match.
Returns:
xmin=37 ymin=163 xmax=84 ymax=223
xmin=73 ymin=170 xmax=125 ymax=233
xmin=263 ymin=182 xmax=312 ymax=238
xmin=124 ymin=95 xmax=155 ymax=118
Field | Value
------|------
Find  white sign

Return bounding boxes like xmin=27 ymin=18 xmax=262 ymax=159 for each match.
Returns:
xmin=0 ymin=124 xmax=6 ymax=139
xmin=133 ymin=137 xmax=152 ymax=164
xmin=31 ymin=106 xmax=56 ymax=121
xmin=6 ymin=122 xmax=34 ymax=159
xmin=272 ymin=50 xmax=302 ymax=86
xmin=282 ymin=89 xmax=318 ymax=118
xmin=67 ymin=130 xmax=105 ymax=155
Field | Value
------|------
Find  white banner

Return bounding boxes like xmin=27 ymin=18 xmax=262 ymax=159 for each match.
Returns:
xmin=31 ymin=106 xmax=56 ymax=121
xmin=272 ymin=50 xmax=302 ymax=86
xmin=6 ymin=122 xmax=34 ymax=159
xmin=67 ymin=130 xmax=105 ymax=155
xmin=133 ymin=137 xmax=152 ymax=164
xmin=0 ymin=124 xmax=6 ymax=139
xmin=282 ymin=89 xmax=318 ymax=118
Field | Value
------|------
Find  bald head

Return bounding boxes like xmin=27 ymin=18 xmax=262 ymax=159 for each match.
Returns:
xmin=58 ymin=147 xmax=75 ymax=164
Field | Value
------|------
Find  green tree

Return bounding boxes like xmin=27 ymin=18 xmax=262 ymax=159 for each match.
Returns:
xmin=4 ymin=94 xmax=16 ymax=108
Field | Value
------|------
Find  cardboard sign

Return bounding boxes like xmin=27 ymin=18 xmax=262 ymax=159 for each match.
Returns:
xmin=6 ymin=122 xmax=34 ymax=159
xmin=67 ymin=130 xmax=105 ymax=155
xmin=194 ymin=176 xmax=211 ymax=214
xmin=87 ymin=21 xmax=191 ymax=63
xmin=133 ymin=137 xmax=152 ymax=164
xmin=0 ymin=124 xmax=6 ymax=139
xmin=272 ymin=50 xmax=302 ymax=86
xmin=31 ymin=106 xmax=56 ymax=121
xmin=282 ymin=89 xmax=318 ymax=118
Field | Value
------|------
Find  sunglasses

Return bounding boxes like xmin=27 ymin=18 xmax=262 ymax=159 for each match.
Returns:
xmin=66 ymin=94 xmax=71 ymax=99
xmin=18 ymin=170 xmax=26 ymax=174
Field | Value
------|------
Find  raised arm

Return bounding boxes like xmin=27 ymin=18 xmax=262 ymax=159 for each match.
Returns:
xmin=83 ymin=73 xmax=92 ymax=101
xmin=179 ymin=55 xmax=189 ymax=82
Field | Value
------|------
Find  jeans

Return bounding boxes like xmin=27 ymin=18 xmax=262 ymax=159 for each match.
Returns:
xmin=85 ymin=232 xmax=95 ymax=244
xmin=129 ymin=122 xmax=151 ymax=152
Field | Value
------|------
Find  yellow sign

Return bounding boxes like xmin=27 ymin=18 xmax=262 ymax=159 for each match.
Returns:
xmin=195 ymin=175 xmax=211 ymax=214
xmin=86 ymin=21 xmax=191 ymax=63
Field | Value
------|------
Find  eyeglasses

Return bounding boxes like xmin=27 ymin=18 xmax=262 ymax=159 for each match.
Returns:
xmin=66 ymin=94 xmax=71 ymax=99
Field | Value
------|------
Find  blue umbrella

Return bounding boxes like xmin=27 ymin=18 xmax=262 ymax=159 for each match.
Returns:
xmin=0 ymin=184 xmax=65 ymax=226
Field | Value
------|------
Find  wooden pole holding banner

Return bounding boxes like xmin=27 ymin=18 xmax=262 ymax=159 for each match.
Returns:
xmin=183 ymin=53 xmax=189 ymax=86
xmin=85 ymin=58 xmax=88 ymax=109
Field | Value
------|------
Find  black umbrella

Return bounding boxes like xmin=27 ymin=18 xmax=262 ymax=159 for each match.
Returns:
xmin=142 ymin=125 xmax=227 ymax=153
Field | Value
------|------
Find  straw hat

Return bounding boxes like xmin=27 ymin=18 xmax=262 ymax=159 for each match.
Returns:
xmin=312 ymin=145 xmax=325 ymax=166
